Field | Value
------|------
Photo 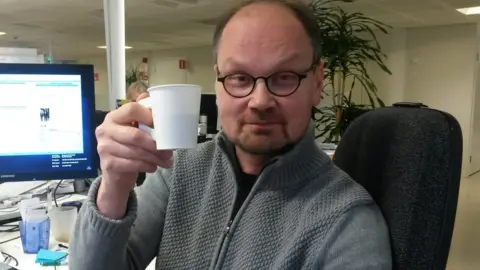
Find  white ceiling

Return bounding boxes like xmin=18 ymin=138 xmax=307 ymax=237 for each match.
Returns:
xmin=0 ymin=0 xmax=479 ymax=60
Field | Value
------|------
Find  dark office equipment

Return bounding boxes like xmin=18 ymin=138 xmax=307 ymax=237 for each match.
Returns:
xmin=200 ymin=94 xmax=218 ymax=134
xmin=333 ymin=105 xmax=462 ymax=270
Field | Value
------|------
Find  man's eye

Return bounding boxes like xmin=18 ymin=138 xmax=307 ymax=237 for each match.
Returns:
xmin=226 ymin=74 xmax=252 ymax=86
xmin=229 ymin=74 xmax=249 ymax=81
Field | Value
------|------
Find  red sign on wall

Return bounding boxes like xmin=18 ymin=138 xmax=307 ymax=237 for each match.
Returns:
xmin=179 ymin=59 xmax=186 ymax=69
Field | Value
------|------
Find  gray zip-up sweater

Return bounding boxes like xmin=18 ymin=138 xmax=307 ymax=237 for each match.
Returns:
xmin=70 ymin=126 xmax=391 ymax=270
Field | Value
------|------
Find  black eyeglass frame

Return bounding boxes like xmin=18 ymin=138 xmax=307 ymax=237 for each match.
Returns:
xmin=216 ymin=64 xmax=317 ymax=98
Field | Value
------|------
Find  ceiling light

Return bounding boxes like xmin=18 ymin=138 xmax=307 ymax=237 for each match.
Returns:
xmin=97 ymin=45 xmax=132 ymax=49
xmin=0 ymin=32 xmax=6 ymax=36
xmin=457 ymin=6 xmax=480 ymax=15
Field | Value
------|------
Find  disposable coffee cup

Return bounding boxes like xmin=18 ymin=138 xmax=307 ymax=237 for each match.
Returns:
xmin=138 ymin=84 xmax=202 ymax=150
xmin=49 ymin=206 xmax=77 ymax=243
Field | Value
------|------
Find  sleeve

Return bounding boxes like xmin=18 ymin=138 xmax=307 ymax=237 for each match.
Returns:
xmin=321 ymin=204 xmax=392 ymax=270
xmin=69 ymin=168 xmax=171 ymax=270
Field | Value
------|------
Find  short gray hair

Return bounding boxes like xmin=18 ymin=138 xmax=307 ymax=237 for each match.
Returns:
xmin=212 ymin=0 xmax=322 ymax=64
xmin=126 ymin=81 xmax=149 ymax=101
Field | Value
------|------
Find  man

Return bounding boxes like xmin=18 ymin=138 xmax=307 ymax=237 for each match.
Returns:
xmin=70 ymin=0 xmax=392 ymax=269
xmin=126 ymin=81 xmax=149 ymax=102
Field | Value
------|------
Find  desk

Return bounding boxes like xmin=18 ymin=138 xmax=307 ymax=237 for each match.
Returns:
xmin=0 ymin=231 xmax=67 ymax=270
xmin=0 ymin=194 xmax=156 ymax=270
xmin=1 ymin=233 xmax=157 ymax=270
xmin=0 ymin=194 xmax=86 ymax=270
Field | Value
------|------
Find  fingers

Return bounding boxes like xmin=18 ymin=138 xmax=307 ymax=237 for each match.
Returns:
xmin=96 ymin=94 xmax=175 ymax=176
xmin=105 ymin=102 xmax=153 ymax=127
xmin=98 ymin=124 xmax=156 ymax=152
xmin=96 ymin=123 xmax=174 ymax=171
xmin=101 ymin=155 xmax=158 ymax=173
xmin=156 ymin=149 xmax=173 ymax=161
xmin=97 ymin=139 xmax=169 ymax=168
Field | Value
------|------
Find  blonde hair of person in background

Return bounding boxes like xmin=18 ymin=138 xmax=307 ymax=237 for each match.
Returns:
xmin=126 ymin=81 xmax=149 ymax=102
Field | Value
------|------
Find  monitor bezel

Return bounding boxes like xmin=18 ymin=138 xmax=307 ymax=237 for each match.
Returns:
xmin=0 ymin=63 xmax=99 ymax=181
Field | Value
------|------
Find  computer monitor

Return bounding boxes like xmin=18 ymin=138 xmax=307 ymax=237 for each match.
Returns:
xmin=200 ymin=93 xmax=218 ymax=134
xmin=0 ymin=63 xmax=98 ymax=182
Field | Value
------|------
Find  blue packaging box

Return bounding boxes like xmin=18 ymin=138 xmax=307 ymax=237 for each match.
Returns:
xmin=19 ymin=218 xmax=50 ymax=254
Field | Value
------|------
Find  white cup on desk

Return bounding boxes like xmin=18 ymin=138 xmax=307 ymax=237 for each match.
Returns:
xmin=137 ymin=84 xmax=202 ymax=150
xmin=48 ymin=206 xmax=77 ymax=243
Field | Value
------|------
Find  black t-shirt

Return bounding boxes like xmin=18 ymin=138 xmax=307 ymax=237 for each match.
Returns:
xmin=231 ymin=171 xmax=258 ymax=219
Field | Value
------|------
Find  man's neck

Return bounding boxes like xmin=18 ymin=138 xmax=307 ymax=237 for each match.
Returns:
xmin=234 ymin=146 xmax=270 ymax=175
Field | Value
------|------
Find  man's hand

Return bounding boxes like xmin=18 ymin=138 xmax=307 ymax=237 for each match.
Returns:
xmin=95 ymin=93 xmax=173 ymax=219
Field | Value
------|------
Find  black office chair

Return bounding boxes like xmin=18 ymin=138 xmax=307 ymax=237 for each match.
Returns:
xmin=333 ymin=103 xmax=462 ymax=270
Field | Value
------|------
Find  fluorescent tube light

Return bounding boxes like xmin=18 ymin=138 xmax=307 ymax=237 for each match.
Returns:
xmin=97 ymin=45 xmax=132 ymax=49
xmin=457 ymin=6 xmax=480 ymax=15
xmin=0 ymin=32 xmax=6 ymax=36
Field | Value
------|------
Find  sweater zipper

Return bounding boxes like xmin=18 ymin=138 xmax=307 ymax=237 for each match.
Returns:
xmin=224 ymin=220 xmax=233 ymax=236
xmin=212 ymin=219 xmax=233 ymax=269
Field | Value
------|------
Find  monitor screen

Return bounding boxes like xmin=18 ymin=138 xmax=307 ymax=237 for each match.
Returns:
xmin=0 ymin=64 xmax=98 ymax=181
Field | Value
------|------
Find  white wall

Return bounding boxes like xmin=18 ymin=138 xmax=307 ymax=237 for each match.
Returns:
xmin=82 ymin=46 xmax=214 ymax=111
xmin=369 ymin=24 xmax=477 ymax=176
xmin=406 ymin=24 xmax=476 ymax=176
xmin=469 ymin=50 xmax=480 ymax=175
xmin=467 ymin=24 xmax=480 ymax=175
xmin=368 ymin=28 xmax=407 ymax=106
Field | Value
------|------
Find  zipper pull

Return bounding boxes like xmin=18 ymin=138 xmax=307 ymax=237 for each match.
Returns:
xmin=224 ymin=220 xmax=233 ymax=235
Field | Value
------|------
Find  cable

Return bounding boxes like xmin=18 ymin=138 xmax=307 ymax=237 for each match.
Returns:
xmin=53 ymin=180 xmax=64 ymax=208
xmin=0 ymin=208 xmax=19 ymax=213
xmin=0 ymin=235 xmax=20 ymax=245
xmin=1 ymin=251 xmax=18 ymax=266
xmin=0 ymin=224 xmax=19 ymax=232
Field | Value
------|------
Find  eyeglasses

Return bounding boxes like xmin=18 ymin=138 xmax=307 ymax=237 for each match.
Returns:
xmin=217 ymin=65 xmax=316 ymax=98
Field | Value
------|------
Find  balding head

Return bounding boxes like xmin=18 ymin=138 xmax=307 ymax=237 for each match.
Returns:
xmin=213 ymin=0 xmax=324 ymax=159
xmin=213 ymin=0 xmax=322 ymax=64
xmin=217 ymin=1 xmax=313 ymax=75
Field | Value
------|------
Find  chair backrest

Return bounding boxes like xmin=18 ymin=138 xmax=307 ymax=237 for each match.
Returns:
xmin=333 ymin=104 xmax=462 ymax=270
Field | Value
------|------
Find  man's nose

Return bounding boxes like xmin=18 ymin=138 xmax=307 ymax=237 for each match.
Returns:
xmin=248 ymin=80 xmax=275 ymax=110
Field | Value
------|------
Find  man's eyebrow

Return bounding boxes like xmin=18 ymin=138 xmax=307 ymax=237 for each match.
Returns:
xmin=275 ymin=52 xmax=303 ymax=66
xmin=220 ymin=52 xmax=304 ymax=70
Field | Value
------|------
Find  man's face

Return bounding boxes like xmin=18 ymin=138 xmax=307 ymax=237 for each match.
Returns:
xmin=127 ymin=87 xmax=139 ymax=102
xmin=215 ymin=3 xmax=323 ymax=155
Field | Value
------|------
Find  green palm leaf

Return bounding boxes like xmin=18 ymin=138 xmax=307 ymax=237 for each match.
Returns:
xmin=310 ymin=0 xmax=392 ymax=142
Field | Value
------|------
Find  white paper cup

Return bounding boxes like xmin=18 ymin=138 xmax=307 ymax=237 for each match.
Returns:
xmin=49 ymin=206 xmax=77 ymax=243
xmin=137 ymin=84 xmax=202 ymax=150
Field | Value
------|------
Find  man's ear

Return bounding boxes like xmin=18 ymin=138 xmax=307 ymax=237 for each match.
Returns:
xmin=214 ymin=64 xmax=221 ymax=99
xmin=312 ymin=61 xmax=324 ymax=106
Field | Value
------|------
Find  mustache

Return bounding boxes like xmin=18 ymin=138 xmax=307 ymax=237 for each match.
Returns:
xmin=242 ymin=110 xmax=286 ymax=124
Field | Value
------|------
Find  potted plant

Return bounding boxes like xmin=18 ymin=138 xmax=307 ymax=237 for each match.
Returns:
xmin=313 ymin=92 xmax=373 ymax=142
xmin=125 ymin=67 xmax=139 ymax=86
xmin=310 ymin=0 xmax=392 ymax=143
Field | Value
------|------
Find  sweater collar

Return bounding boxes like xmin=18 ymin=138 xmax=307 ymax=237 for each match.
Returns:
xmin=215 ymin=121 xmax=332 ymax=190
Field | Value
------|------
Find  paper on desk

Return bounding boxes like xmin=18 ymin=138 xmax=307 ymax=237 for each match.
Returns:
xmin=19 ymin=198 xmax=40 ymax=220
